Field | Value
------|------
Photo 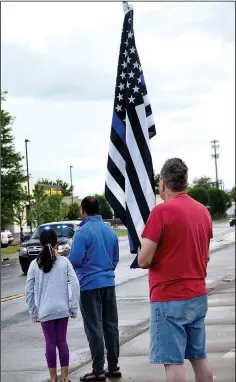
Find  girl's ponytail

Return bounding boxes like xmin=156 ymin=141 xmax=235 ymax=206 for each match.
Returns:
xmin=37 ymin=229 xmax=57 ymax=273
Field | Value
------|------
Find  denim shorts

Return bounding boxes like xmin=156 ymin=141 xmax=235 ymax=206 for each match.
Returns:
xmin=150 ymin=295 xmax=208 ymax=365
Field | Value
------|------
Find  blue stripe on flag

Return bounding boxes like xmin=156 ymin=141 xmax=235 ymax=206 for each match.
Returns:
xmin=112 ymin=112 xmax=126 ymax=143
xmin=141 ymin=74 xmax=145 ymax=86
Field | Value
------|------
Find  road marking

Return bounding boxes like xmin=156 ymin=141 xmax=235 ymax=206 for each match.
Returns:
xmin=2 ymin=276 xmax=12 ymax=280
xmin=1 ymin=264 xmax=10 ymax=267
xmin=1 ymin=293 xmax=25 ymax=303
xmin=222 ymin=349 xmax=235 ymax=359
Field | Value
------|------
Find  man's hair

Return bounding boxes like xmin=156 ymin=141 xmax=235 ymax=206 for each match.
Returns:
xmin=81 ymin=196 xmax=100 ymax=215
xmin=160 ymin=158 xmax=188 ymax=192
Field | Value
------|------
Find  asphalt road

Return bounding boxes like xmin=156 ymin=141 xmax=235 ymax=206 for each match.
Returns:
xmin=1 ymin=222 xmax=233 ymax=299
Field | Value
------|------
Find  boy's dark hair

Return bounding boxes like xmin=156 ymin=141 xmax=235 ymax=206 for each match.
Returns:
xmin=81 ymin=196 xmax=100 ymax=215
xmin=37 ymin=229 xmax=57 ymax=273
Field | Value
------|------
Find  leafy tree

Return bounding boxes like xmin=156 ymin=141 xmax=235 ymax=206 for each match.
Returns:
xmin=192 ymin=176 xmax=215 ymax=189
xmin=1 ymin=91 xmax=27 ymax=227
xmin=188 ymin=187 xmax=209 ymax=206
xmin=208 ymin=188 xmax=229 ymax=217
xmin=230 ymin=187 xmax=236 ymax=202
xmin=29 ymin=184 xmax=69 ymax=226
xmin=154 ymin=172 xmax=160 ymax=195
xmin=37 ymin=178 xmax=73 ymax=197
xmin=13 ymin=185 xmax=29 ymax=228
xmin=95 ymin=194 xmax=113 ymax=219
xmin=67 ymin=203 xmax=81 ymax=220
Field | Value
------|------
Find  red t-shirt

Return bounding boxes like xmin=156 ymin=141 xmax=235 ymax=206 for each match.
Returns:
xmin=142 ymin=194 xmax=213 ymax=302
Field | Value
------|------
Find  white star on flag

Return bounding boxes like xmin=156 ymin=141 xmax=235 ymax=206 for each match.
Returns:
xmin=128 ymin=95 xmax=135 ymax=103
xmin=115 ymin=104 xmax=122 ymax=112
xmin=118 ymin=83 xmax=125 ymax=90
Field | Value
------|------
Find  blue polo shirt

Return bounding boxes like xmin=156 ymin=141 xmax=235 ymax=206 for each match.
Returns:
xmin=69 ymin=215 xmax=119 ymax=291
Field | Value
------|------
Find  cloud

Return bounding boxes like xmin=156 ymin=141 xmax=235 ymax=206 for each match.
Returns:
xmin=1 ymin=1 xmax=235 ymax=196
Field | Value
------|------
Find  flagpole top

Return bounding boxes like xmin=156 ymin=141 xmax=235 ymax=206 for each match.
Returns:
xmin=122 ymin=1 xmax=133 ymax=15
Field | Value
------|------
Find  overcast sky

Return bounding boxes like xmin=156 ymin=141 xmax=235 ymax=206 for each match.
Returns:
xmin=2 ymin=1 xmax=235 ymax=197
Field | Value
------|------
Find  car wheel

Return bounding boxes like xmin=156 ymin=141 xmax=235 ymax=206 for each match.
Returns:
xmin=21 ymin=265 xmax=29 ymax=274
xmin=1 ymin=243 xmax=8 ymax=248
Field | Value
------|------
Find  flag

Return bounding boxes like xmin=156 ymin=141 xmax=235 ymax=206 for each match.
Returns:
xmin=105 ymin=3 xmax=156 ymax=268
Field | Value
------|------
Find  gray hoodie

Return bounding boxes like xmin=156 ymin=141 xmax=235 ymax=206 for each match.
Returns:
xmin=25 ymin=256 xmax=80 ymax=322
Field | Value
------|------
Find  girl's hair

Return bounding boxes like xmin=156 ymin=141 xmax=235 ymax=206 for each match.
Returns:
xmin=37 ymin=229 xmax=58 ymax=273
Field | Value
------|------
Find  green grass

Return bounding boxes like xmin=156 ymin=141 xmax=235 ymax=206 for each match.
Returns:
xmin=1 ymin=245 xmax=20 ymax=255
xmin=115 ymin=229 xmax=128 ymax=237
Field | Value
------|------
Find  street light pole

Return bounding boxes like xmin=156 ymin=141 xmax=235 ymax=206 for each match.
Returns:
xmin=211 ymin=140 xmax=219 ymax=189
xmin=25 ymin=139 xmax=32 ymax=233
xmin=70 ymin=166 xmax=74 ymax=204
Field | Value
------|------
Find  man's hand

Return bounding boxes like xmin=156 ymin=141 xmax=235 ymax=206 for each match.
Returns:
xmin=138 ymin=238 xmax=157 ymax=269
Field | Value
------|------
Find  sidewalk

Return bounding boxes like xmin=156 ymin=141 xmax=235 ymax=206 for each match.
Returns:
xmin=70 ymin=279 xmax=235 ymax=382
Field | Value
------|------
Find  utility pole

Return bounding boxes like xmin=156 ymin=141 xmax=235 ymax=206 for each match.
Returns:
xmin=70 ymin=166 xmax=74 ymax=204
xmin=25 ymin=139 xmax=32 ymax=233
xmin=211 ymin=140 xmax=219 ymax=188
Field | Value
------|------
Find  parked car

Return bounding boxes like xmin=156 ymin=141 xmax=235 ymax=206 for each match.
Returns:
xmin=19 ymin=220 xmax=80 ymax=274
xmin=1 ymin=231 xmax=9 ymax=248
xmin=4 ymin=230 xmax=14 ymax=245
xmin=229 ymin=217 xmax=235 ymax=227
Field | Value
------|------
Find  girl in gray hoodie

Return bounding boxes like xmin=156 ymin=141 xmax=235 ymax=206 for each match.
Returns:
xmin=25 ymin=228 xmax=80 ymax=382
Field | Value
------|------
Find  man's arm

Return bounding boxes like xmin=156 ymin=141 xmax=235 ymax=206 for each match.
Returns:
xmin=138 ymin=207 xmax=163 ymax=269
xmin=69 ymin=229 xmax=87 ymax=268
xmin=112 ymin=236 xmax=119 ymax=269
xmin=138 ymin=238 xmax=157 ymax=269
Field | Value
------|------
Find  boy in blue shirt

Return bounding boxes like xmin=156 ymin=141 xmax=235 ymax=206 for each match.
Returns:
xmin=70 ymin=196 xmax=121 ymax=381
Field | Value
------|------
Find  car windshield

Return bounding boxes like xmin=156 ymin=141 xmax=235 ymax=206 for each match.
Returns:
xmin=31 ymin=224 xmax=75 ymax=239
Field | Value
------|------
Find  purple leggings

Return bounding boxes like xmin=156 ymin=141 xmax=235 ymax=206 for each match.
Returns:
xmin=41 ymin=317 xmax=69 ymax=368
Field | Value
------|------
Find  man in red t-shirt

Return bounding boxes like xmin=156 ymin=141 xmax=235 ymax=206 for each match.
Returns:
xmin=138 ymin=158 xmax=214 ymax=382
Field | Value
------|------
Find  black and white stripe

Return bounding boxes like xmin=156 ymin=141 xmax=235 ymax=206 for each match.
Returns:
xmin=105 ymin=3 xmax=156 ymax=267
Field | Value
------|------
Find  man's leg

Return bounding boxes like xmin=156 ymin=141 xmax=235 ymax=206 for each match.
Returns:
xmin=190 ymin=359 xmax=214 ymax=382
xmin=165 ymin=365 xmax=186 ymax=382
xmin=185 ymin=295 xmax=214 ymax=382
xmin=102 ymin=287 xmax=120 ymax=373
xmin=150 ymin=301 xmax=188 ymax=382
xmin=185 ymin=296 xmax=213 ymax=382
xmin=80 ymin=289 xmax=105 ymax=376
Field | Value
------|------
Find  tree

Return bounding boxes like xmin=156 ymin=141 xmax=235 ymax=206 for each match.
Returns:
xmin=207 ymin=188 xmax=229 ymax=217
xmin=1 ymin=91 xmax=27 ymax=227
xmin=188 ymin=187 xmax=209 ymax=206
xmin=95 ymin=194 xmax=113 ymax=219
xmin=37 ymin=178 xmax=73 ymax=197
xmin=29 ymin=184 xmax=69 ymax=226
xmin=192 ymin=176 xmax=215 ymax=189
xmin=230 ymin=187 xmax=236 ymax=202
xmin=67 ymin=203 xmax=81 ymax=220
xmin=154 ymin=172 xmax=160 ymax=195
xmin=13 ymin=186 xmax=29 ymax=228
